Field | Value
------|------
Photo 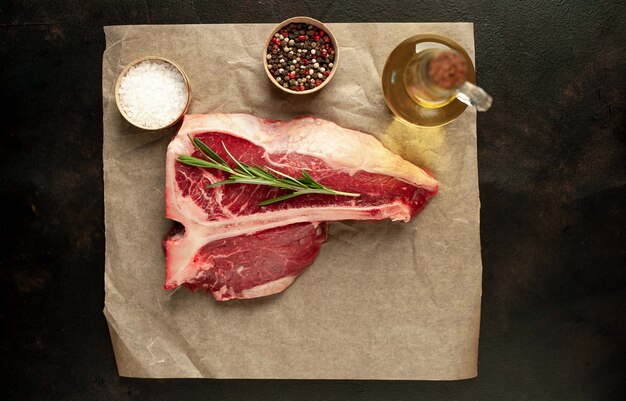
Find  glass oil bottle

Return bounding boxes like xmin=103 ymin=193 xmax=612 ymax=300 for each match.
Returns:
xmin=382 ymin=34 xmax=492 ymax=127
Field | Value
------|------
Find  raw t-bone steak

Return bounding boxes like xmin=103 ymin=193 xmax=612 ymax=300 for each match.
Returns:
xmin=164 ymin=114 xmax=438 ymax=300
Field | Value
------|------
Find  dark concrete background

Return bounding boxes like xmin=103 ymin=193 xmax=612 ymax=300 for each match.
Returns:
xmin=1 ymin=1 xmax=625 ymax=400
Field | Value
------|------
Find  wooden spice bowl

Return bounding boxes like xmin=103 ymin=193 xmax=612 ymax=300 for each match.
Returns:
xmin=263 ymin=17 xmax=339 ymax=95
xmin=114 ymin=56 xmax=192 ymax=130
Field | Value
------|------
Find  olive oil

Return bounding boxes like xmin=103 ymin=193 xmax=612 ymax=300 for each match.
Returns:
xmin=382 ymin=34 xmax=483 ymax=127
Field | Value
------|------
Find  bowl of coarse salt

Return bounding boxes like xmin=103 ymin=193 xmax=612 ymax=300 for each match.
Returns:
xmin=115 ymin=56 xmax=191 ymax=130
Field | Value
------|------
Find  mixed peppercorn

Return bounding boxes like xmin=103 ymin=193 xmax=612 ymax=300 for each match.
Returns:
xmin=266 ymin=22 xmax=336 ymax=92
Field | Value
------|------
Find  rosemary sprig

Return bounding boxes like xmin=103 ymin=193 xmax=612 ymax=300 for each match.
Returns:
xmin=177 ymin=136 xmax=360 ymax=206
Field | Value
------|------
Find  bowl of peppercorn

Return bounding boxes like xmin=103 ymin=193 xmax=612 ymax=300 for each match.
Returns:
xmin=264 ymin=17 xmax=339 ymax=94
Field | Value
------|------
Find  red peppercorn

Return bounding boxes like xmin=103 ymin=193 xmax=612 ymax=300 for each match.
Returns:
xmin=301 ymin=58 xmax=309 ymax=65
xmin=315 ymin=79 xmax=322 ymax=85
xmin=323 ymin=36 xmax=330 ymax=42
xmin=321 ymin=50 xmax=328 ymax=57
xmin=298 ymin=35 xmax=306 ymax=41
xmin=280 ymin=29 xmax=288 ymax=36
xmin=312 ymin=34 xmax=321 ymax=42
xmin=272 ymin=37 xmax=281 ymax=45
xmin=288 ymin=72 xmax=295 ymax=79
xmin=299 ymin=85 xmax=305 ymax=91
xmin=319 ymin=30 xmax=325 ymax=37
xmin=323 ymin=71 xmax=330 ymax=76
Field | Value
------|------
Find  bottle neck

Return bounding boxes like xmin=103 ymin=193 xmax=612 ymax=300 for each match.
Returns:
xmin=403 ymin=49 xmax=464 ymax=108
xmin=403 ymin=48 xmax=492 ymax=112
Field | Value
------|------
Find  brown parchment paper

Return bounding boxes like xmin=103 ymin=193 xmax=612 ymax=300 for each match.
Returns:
xmin=102 ymin=23 xmax=481 ymax=380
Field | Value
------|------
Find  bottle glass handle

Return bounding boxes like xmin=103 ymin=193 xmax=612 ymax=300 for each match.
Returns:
xmin=455 ymin=81 xmax=493 ymax=111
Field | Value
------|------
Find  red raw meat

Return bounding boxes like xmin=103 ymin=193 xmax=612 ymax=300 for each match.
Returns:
xmin=164 ymin=114 xmax=438 ymax=300
xmin=172 ymin=222 xmax=327 ymax=300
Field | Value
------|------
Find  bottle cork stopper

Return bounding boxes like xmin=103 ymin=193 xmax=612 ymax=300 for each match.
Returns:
xmin=428 ymin=51 xmax=468 ymax=90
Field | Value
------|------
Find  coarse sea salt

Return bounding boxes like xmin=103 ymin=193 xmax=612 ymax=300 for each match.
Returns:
xmin=118 ymin=60 xmax=188 ymax=129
